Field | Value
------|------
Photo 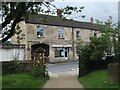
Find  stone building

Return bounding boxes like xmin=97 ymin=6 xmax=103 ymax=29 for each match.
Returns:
xmin=11 ymin=14 xmax=99 ymax=63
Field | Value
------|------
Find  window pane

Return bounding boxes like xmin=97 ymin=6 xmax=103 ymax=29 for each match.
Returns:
xmin=54 ymin=49 xmax=65 ymax=57
xmin=76 ymin=31 xmax=80 ymax=38
xmin=39 ymin=30 xmax=43 ymax=36
xmin=60 ymin=50 xmax=64 ymax=57
xmin=94 ymin=32 xmax=97 ymax=37
xmin=58 ymin=27 xmax=64 ymax=38
xmin=37 ymin=26 xmax=44 ymax=37
xmin=55 ymin=50 xmax=60 ymax=57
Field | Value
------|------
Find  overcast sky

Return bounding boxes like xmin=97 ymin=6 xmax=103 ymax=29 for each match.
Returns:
xmin=0 ymin=0 xmax=119 ymax=24
xmin=54 ymin=0 xmax=119 ymax=24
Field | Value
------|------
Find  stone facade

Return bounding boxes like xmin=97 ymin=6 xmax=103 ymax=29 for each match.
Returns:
xmin=11 ymin=15 xmax=99 ymax=63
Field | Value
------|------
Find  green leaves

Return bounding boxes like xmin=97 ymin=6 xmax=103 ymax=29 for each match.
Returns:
xmin=76 ymin=16 xmax=120 ymax=69
xmin=82 ymin=15 xmax=85 ymax=18
xmin=76 ymin=38 xmax=83 ymax=54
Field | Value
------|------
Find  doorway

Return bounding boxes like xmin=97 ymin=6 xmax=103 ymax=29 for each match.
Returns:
xmin=31 ymin=43 xmax=49 ymax=60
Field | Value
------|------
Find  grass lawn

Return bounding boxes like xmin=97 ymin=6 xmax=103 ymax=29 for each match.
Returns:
xmin=2 ymin=73 xmax=49 ymax=89
xmin=79 ymin=69 xmax=120 ymax=90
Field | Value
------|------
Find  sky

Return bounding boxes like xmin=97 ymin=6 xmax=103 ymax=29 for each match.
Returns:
xmin=0 ymin=0 xmax=119 ymax=24
xmin=53 ymin=0 xmax=119 ymax=24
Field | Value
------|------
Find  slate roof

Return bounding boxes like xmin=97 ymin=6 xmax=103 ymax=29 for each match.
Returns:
xmin=25 ymin=14 xmax=98 ymax=30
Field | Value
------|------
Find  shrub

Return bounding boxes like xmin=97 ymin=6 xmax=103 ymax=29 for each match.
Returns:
xmin=31 ymin=60 xmax=49 ymax=79
xmin=8 ymin=58 xmax=20 ymax=74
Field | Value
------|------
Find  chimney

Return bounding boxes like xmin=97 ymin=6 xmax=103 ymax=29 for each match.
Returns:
xmin=90 ymin=17 xmax=94 ymax=23
xmin=57 ymin=9 xmax=62 ymax=18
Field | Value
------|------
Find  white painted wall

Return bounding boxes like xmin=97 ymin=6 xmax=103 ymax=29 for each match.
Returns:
xmin=0 ymin=48 xmax=25 ymax=61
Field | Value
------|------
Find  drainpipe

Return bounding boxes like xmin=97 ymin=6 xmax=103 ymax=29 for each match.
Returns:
xmin=72 ymin=27 xmax=75 ymax=61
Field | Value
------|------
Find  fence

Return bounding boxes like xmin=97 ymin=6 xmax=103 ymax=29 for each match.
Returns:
xmin=79 ymin=56 xmax=115 ymax=77
xmin=0 ymin=46 xmax=25 ymax=61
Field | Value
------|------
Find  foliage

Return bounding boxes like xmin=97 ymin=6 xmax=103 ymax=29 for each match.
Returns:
xmin=31 ymin=47 xmax=49 ymax=78
xmin=89 ymin=34 xmax=112 ymax=60
xmin=1 ymin=1 xmax=85 ymax=42
xmin=31 ymin=61 xmax=49 ymax=79
xmin=90 ymin=17 xmax=115 ymax=60
xmin=80 ymin=69 xmax=120 ymax=89
xmin=76 ymin=16 xmax=120 ymax=69
xmin=8 ymin=58 xmax=20 ymax=74
xmin=2 ymin=41 xmax=13 ymax=46
xmin=79 ymin=45 xmax=91 ymax=69
xmin=76 ymin=38 xmax=83 ymax=55
xmin=113 ymin=21 xmax=120 ymax=63
xmin=2 ymin=73 xmax=48 ymax=88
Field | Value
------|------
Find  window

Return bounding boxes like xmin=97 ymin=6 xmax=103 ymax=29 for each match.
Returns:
xmin=58 ymin=27 xmax=64 ymax=39
xmin=55 ymin=49 xmax=60 ymax=57
xmin=94 ymin=32 xmax=97 ymax=37
xmin=76 ymin=31 xmax=80 ymax=38
xmin=37 ymin=26 xmax=44 ymax=37
xmin=54 ymin=48 xmax=64 ymax=57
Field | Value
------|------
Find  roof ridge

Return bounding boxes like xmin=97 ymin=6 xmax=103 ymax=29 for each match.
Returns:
xmin=25 ymin=14 xmax=98 ymax=30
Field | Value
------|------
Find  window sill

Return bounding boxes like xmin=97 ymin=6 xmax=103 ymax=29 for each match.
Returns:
xmin=58 ymin=37 xmax=64 ymax=39
xmin=37 ymin=36 xmax=44 ymax=38
xmin=76 ymin=37 xmax=80 ymax=39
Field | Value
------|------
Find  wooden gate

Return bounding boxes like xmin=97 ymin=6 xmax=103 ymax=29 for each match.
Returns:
xmin=34 ymin=47 xmax=46 ymax=65
xmin=33 ymin=47 xmax=46 ymax=77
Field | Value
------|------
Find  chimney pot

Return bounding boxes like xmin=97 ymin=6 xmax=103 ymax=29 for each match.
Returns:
xmin=90 ymin=17 xmax=94 ymax=23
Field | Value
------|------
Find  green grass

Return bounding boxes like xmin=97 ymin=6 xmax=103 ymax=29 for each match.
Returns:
xmin=79 ymin=69 xmax=120 ymax=90
xmin=0 ymin=75 xmax=2 ymax=89
xmin=2 ymin=73 xmax=48 ymax=89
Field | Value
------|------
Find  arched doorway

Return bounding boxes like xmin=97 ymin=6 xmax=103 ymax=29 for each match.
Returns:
xmin=31 ymin=44 xmax=49 ymax=60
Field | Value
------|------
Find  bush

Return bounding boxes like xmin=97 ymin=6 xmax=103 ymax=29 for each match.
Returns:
xmin=8 ymin=58 xmax=20 ymax=74
xmin=31 ymin=60 xmax=49 ymax=79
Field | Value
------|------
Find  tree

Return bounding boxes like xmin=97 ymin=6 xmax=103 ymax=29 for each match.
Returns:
xmin=0 ymin=1 xmax=85 ymax=43
xmin=89 ymin=17 xmax=114 ymax=60
xmin=113 ymin=21 xmax=120 ymax=63
xmin=76 ymin=38 xmax=83 ymax=55
xmin=76 ymin=16 xmax=120 ymax=70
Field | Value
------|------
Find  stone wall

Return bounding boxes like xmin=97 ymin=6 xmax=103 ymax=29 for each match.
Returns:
xmin=2 ymin=61 xmax=33 ymax=74
xmin=11 ymin=22 xmax=99 ymax=62
xmin=107 ymin=63 xmax=120 ymax=84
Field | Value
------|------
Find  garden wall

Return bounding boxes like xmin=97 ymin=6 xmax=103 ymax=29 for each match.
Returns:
xmin=107 ymin=63 xmax=120 ymax=84
xmin=1 ymin=60 xmax=33 ymax=74
xmin=0 ymin=46 xmax=25 ymax=61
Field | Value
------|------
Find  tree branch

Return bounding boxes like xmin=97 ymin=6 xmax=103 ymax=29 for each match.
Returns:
xmin=1 ymin=2 xmax=26 ymax=43
xmin=1 ymin=17 xmax=23 ymax=43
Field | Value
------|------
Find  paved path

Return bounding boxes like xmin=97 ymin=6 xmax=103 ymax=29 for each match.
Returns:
xmin=43 ymin=76 xmax=84 ymax=88
xmin=42 ymin=63 xmax=84 ymax=89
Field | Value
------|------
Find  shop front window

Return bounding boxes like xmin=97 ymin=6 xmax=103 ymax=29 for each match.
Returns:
xmin=55 ymin=48 xmax=64 ymax=57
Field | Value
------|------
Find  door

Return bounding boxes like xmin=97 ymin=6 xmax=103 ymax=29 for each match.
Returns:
xmin=64 ymin=48 xmax=68 ymax=60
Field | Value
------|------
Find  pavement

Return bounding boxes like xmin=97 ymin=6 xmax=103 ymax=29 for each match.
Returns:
xmin=42 ymin=61 xmax=84 ymax=89
xmin=42 ymin=76 xmax=84 ymax=88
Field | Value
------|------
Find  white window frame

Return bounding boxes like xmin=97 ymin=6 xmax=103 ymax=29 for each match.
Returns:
xmin=58 ymin=27 xmax=64 ymax=39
